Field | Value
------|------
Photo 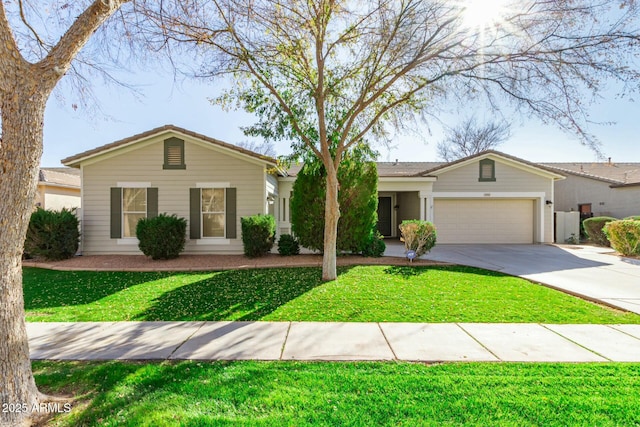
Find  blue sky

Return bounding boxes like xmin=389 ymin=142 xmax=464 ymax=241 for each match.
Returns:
xmin=41 ymin=70 xmax=640 ymax=167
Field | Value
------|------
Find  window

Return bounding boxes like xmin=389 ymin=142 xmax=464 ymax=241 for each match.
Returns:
xmin=122 ymin=188 xmax=147 ymax=237
xmin=479 ymin=159 xmax=496 ymax=182
xmin=163 ymin=137 xmax=186 ymax=169
xmin=110 ymin=185 xmax=157 ymax=239
xmin=190 ymin=187 xmax=236 ymax=240
xmin=202 ymin=188 xmax=225 ymax=237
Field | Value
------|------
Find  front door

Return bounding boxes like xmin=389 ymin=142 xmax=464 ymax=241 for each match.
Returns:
xmin=578 ymin=203 xmax=593 ymax=238
xmin=377 ymin=196 xmax=392 ymax=237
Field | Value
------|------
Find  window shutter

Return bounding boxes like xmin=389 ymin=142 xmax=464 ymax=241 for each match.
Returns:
xmin=110 ymin=187 xmax=122 ymax=238
xmin=147 ymin=187 xmax=158 ymax=219
xmin=226 ymin=188 xmax=237 ymax=239
xmin=189 ymin=188 xmax=201 ymax=240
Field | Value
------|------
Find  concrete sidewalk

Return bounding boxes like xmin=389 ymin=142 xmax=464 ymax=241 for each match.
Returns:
xmin=27 ymin=321 xmax=640 ymax=362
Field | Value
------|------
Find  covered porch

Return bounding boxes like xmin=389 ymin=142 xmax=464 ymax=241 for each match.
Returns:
xmin=376 ymin=177 xmax=435 ymax=238
xmin=275 ymin=176 xmax=435 ymax=239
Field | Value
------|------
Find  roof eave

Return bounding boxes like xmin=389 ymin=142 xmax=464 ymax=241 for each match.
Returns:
xmin=61 ymin=125 xmax=278 ymax=167
xmin=610 ymin=182 xmax=640 ymax=188
xmin=418 ymin=150 xmax=565 ymax=179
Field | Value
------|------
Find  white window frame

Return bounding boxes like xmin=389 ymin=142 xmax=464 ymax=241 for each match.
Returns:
xmin=117 ymin=182 xmax=150 ymax=244
xmin=200 ymin=187 xmax=226 ymax=239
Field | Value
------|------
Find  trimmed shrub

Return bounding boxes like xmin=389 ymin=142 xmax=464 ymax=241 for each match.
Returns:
xmin=136 ymin=214 xmax=187 ymax=260
xmin=360 ymin=232 xmax=386 ymax=257
xmin=624 ymin=216 xmax=640 ymax=221
xmin=399 ymin=220 xmax=437 ymax=258
xmin=583 ymin=216 xmax=618 ymax=246
xmin=24 ymin=208 xmax=79 ymax=261
xmin=290 ymin=157 xmax=378 ymax=254
xmin=277 ymin=234 xmax=300 ymax=256
xmin=603 ymin=220 xmax=640 ymax=256
xmin=241 ymin=214 xmax=276 ymax=257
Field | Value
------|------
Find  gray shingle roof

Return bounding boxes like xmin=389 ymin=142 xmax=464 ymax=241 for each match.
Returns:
xmin=284 ymin=161 xmax=444 ymax=177
xmin=39 ymin=168 xmax=81 ymax=188
xmin=62 ymin=125 xmax=277 ymax=167
xmin=541 ymin=162 xmax=640 ymax=186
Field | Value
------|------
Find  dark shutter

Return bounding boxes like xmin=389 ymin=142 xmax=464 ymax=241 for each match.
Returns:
xmin=189 ymin=188 xmax=201 ymax=240
xmin=147 ymin=187 xmax=158 ymax=219
xmin=110 ymin=187 xmax=122 ymax=238
xmin=226 ymin=188 xmax=237 ymax=239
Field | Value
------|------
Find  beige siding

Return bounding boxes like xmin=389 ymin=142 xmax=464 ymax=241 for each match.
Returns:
xmin=81 ymin=136 xmax=266 ymax=255
xmin=554 ymin=175 xmax=640 ymax=218
xmin=432 ymin=158 xmax=555 ymax=243
xmin=433 ymin=160 xmax=551 ymax=193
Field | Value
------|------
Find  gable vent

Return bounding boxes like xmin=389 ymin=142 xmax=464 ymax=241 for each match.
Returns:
xmin=167 ymin=145 xmax=183 ymax=165
xmin=163 ymin=137 xmax=186 ymax=169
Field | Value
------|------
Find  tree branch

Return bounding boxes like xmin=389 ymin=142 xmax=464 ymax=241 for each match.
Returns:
xmin=0 ymin=1 xmax=23 ymax=67
xmin=18 ymin=0 xmax=50 ymax=52
xmin=38 ymin=0 xmax=131 ymax=85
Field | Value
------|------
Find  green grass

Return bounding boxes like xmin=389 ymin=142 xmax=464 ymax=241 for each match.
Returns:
xmin=23 ymin=265 xmax=640 ymax=323
xmin=34 ymin=361 xmax=640 ymax=426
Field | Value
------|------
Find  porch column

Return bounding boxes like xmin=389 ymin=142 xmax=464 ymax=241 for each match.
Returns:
xmin=419 ymin=191 xmax=429 ymax=221
xmin=426 ymin=195 xmax=434 ymax=222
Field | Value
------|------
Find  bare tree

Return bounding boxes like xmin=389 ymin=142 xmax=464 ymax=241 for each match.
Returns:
xmin=0 ymin=1 xmax=130 ymax=425
xmin=142 ymin=0 xmax=640 ymax=280
xmin=437 ymin=117 xmax=511 ymax=161
xmin=236 ymin=140 xmax=277 ymax=158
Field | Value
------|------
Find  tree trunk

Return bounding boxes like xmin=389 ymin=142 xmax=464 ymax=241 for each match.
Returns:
xmin=322 ymin=165 xmax=340 ymax=281
xmin=0 ymin=2 xmax=129 ymax=424
xmin=0 ymin=94 xmax=47 ymax=427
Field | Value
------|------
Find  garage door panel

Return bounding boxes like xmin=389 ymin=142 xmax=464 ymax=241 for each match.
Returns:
xmin=434 ymin=199 xmax=534 ymax=244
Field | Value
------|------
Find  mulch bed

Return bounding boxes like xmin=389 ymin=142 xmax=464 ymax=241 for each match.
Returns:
xmin=23 ymin=253 xmax=450 ymax=272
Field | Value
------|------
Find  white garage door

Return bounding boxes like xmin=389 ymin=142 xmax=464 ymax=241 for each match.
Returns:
xmin=434 ymin=199 xmax=534 ymax=244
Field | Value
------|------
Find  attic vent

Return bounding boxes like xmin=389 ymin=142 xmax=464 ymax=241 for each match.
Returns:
xmin=478 ymin=159 xmax=496 ymax=182
xmin=163 ymin=137 xmax=186 ymax=170
xmin=167 ymin=145 xmax=182 ymax=164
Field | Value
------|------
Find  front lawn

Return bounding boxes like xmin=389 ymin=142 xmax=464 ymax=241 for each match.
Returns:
xmin=23 ymin=265 xmax=640 ymax=323
xmin=34 ymin=361 xmax=640 ymax=426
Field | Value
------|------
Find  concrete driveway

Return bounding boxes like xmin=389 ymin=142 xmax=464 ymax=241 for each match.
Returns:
xmin=421 ymin=244 xmax=640 ymax=315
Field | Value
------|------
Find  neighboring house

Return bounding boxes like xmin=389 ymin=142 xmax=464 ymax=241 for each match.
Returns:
xmin=62 ymin=125 xmax=564 ymax=255
xmin=62 ymin=125 xmax=278 ymax=255
xmin=35 ymin=168 xmax=81 ymax=211
xmin=542 ymin=161 xmax=640 ymax=219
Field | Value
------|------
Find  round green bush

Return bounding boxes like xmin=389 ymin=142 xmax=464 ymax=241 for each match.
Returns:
xmin=603 ymin=220 xmax=640 ymax=256
xmin=624 ymin=215 xmax=640 ymax=221
xmin=360 ymin=232 xmax=386 ymax=257
xmin=277 ymin=234 xmax=300 ymax=256
xmin=136 ymin=214 xmax=187 ymax=260
xmin=582 ymin=216 xmax=618 ymax=246
xmin=241 ymin=214 xmax=276 ymax=258
xmin=24 ymin=208 xmax=79 ymax=261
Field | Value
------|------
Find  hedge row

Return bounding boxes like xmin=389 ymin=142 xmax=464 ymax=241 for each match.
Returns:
xmin=583 ymin=215 xmax=640 ymax=257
